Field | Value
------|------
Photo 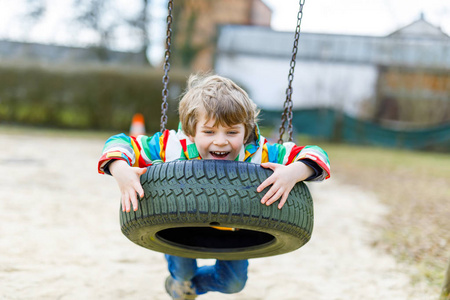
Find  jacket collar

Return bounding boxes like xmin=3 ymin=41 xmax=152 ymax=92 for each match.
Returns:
xmin=242 ymin=124 xmax=261 ymax=161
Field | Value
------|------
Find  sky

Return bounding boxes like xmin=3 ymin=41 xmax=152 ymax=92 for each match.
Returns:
xmin=264 ymin=0 xmax=450 ymax=35
xmin=0 ymin=0 xmax=449 ymax=63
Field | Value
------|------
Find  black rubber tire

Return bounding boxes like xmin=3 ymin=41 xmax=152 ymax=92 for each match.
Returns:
xmin=120 ymin=160 xmax=314 ymax=260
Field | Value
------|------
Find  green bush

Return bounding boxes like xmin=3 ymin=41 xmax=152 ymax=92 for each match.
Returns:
xmin=0 ymin=62 xmax=189 ymax=132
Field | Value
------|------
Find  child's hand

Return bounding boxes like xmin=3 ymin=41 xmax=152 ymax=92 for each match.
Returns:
xmin=109 ymin=160 xmax=147 ymax=212
xmin=257 ymin=162 xmax=313 ymax=209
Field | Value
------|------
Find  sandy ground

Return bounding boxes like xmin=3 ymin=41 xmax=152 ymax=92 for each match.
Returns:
xmin=0 ymin=131 xmax=436 ymax=300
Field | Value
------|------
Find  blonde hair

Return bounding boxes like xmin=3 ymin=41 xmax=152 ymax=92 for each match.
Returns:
xmin=179 ymin=74 xmax=259 ymax=142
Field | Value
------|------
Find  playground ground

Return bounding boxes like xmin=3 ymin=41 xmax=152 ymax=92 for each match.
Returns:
xmin=0 ymin=128 xmax=437 ymax=299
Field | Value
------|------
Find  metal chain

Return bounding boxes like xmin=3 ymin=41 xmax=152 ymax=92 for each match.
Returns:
xmin=160 ymin=0 xmax=173 ymax=133
xmin=278 ymin=0 xmax=305 ymax=144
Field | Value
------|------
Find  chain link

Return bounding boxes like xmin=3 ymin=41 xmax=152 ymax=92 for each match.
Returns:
xmin=279 ymin=0 xmax=305 ymax=144
xmin=160 ymin=0 xmax=173 ymax=133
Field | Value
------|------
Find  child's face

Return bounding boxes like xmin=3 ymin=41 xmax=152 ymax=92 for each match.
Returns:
xmin=188 ymin=111 xmax=246 ymax=161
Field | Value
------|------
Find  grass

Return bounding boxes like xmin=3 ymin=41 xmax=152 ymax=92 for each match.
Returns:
xmin=300 ymin=138 xmax=450 ymax=291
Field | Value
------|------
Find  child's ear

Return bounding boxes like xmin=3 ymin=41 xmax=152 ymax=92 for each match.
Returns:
xmin=188 ymin=135 xmax=195 ymax=143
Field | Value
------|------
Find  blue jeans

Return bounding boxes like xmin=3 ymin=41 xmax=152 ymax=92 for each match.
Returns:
xmin=165 ymin=254 xmax=249 ymax=295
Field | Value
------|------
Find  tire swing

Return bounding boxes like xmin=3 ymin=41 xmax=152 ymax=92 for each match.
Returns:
xmin=120 ymin=0 xmax=311 ymax=260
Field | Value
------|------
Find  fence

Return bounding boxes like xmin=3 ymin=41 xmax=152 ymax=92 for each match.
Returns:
xmin=261 ymin=109 xmax=450 ymax=151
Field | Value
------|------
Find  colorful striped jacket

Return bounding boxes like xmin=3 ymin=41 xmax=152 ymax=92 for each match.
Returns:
xmin=98 ymin=126 xmax=330 ymax=181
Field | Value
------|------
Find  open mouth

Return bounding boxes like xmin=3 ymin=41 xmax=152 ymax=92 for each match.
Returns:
xmin=210 ymin=151 xmax=230 ymax=159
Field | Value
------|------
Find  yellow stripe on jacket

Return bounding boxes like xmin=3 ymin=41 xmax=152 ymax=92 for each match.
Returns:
xmin=130 ymin=138 xmax=141 ymax=167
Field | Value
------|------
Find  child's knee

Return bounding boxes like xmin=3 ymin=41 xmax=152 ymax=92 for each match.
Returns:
xmin=221 ymin=277 xmax=247 ymax=294
xmin=218 ymin=262 xmax=248 ymax=294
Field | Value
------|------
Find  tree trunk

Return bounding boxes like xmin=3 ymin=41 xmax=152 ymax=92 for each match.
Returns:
xmin=138 ymin=0 xmax=151 ymax=64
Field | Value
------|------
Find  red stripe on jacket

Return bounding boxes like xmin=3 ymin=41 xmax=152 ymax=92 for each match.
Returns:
xmin=287 ymin=145 xmax=305 ymax=164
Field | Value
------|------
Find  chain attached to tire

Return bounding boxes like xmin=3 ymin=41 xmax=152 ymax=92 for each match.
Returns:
xmin=278 ymin=0 xmax=305 ymax=144
xmin=160 ymin=0 xmax=173 ymax=133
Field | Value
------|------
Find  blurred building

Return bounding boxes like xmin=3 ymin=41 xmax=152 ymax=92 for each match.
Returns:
xmin=215 ymin=16 xmax=450 ymax=127
xmin=171 ymin=0 xmax=271 ymax=70
xmin=0 ymin=40 xmax=147 ymax=65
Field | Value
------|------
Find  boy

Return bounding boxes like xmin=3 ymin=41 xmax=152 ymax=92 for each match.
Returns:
xmin=98 ymin=74 xmax=330 ymax=299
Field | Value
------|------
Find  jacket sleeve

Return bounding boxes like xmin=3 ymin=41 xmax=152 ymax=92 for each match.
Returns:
xmin=290 ymin=144 xmax=331 ymax=181
xmin=263 ymin=141 xmax=331 ymax=181
xmin=98 ymin=131 xmax=166 ymax=174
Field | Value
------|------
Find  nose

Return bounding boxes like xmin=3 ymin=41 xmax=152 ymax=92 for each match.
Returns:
xmin=213 ymin=134 xmax=229 ymax=146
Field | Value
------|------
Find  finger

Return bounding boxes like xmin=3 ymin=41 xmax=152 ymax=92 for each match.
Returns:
xmin=137 ymin=167 xmax=147 ymax=176
xmin=260 ymin=162 xmax=277 ymax=170
xmin=260 ymin=185 xmax=278 ymax=204
xmin=130 ymin=190 xmax=139 ymax=212
xmin=278 ymin=193 xmax=289 ymax=209
xmin=134 ymin=182 xmax=145 ymax=198
xmin=121 ymin=194 xmax=126 ymax=212
xmin=265 ymin=188 xmax=284 ymax=206
xmin=257 ymin=175 xmax=275 ymax=193
xmin=124 ymin=192 xmax=131 ymax=212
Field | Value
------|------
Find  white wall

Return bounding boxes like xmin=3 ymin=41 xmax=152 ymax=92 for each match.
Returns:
xmin=215 ymin=54 xmax=378 ymax=116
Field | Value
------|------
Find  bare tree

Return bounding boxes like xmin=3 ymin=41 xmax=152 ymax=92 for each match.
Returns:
xmin=25 ymin=0 xmax=46 ymax=21
xmin=20 ymin=0 xmax=46 ymax=39
xmin=22 ymin=0 xmax=153 ymax=63
xmin=74 ymin=0 xmax=117 ymax=60
xmin=125 ymin=0 xmax=151 ymax=63
xmin=75 ymin=0 xmax=153 ymax=63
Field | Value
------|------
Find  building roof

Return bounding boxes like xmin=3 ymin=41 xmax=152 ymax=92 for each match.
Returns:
xmin=388 ymin=14 xmax=449 ymax=40
xmin=217 ymin=18 xmax=450 ymax=69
